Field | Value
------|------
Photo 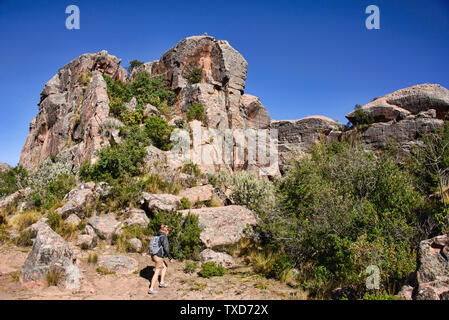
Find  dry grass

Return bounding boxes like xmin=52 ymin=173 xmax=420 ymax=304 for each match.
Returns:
xmin=9 ymin=210 xmax=42 ymax=231
xmin=46 ymin=267 xmax=63 ymax=286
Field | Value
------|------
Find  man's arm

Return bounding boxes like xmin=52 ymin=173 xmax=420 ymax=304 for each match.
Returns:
xmin=162 ymin=235 xmax=173 ymax=260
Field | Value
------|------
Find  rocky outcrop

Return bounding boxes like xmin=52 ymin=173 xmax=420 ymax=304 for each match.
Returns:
xmin=97 ymin=255 xmax=138 ymax=274
xmin=124 ymin=208 xmax=149 ymax=227
xmin=0 ymin=163 xmax=11 ymax=172
xmin=19 ymin=51 xmax=127 ymax=172
xmin=345 ymin=84 xmax=449 ymax=153
xmin=200 ymin=249 xmax=235 ymax=268
xmin=179 ymin=205 xmax=258 ymax=248
xmin=398 ymin=235 xmax=449 ymax=300
xmin=20 ymin=224 xmax=80 ymax=289
xmin=179 ymin=185 xmax=215 ymax=204
xmin=56 ymin=183 xmax=95 ymax=218
xmin=128 ymin=238 xmax=143 ymax=252
xmin=271 ymin=116 xmax=341 ymax=171
xmin=140 ymin=192 xmax=181 ymax=213
xmin=0 ymin=187 xmax=31 ymax=211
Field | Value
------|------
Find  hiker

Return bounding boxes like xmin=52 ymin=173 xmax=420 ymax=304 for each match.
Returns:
xmin=148 ymin=224 xmax=173 ymax=294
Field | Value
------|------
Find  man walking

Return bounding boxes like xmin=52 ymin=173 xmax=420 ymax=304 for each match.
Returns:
xmin=148 ymin=225 xmax=173 ymax=294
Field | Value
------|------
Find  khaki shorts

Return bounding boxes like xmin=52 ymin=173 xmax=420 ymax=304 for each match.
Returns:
xmin=152 ymin=255 xmax=167 ymax=270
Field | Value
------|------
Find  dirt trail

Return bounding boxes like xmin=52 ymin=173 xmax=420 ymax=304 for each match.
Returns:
xmin=0 ymin=243 xmax=299 ymax=300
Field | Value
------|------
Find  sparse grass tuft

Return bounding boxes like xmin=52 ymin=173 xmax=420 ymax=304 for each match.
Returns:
xmin=88 ymin=252 xmax=98 ymax=264
xmin=184 ymin=260 xmax=199 ymax=274
xmin=96 ymin=266 xmax=116 ymax=275
xmin=46 ymin=267 xmax=63 ymax=286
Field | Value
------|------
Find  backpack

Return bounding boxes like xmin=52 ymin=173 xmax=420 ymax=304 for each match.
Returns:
xmin=149 ymin=235 xmax=163 ymax=255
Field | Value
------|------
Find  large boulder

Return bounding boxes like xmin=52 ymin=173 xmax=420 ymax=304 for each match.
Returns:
xmin=19 ymin=224 xmax=80 ymax=289
xmin=19 ymin=51 xmax=127 ymax=172
xmin=88 ymin=215 xmax=121 ymax=241
xmin=140 ymin=192 xmax=181 ymax=213
xmin=200 ymin=249 xmax=235 ymax=268
xmin=398 ymin=235 xmax=449 ymax=300
xmin=56 ymin=183 xmax=95 ymax=218
xmin=97 ymin=255 xmax=138 ymax=274
xmin=179 ymin=185 xmax=215 ymax=204
xmin=179 ymin=205 xmax=258 ymax=248
xmin=345 ymin=84 xmax=449 ymax=154
xmin=124 ymin=208 xmax=149 ymax=227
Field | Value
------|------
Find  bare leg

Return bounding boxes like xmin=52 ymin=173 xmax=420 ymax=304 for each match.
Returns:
xmin=160 ymin=263 xmax=167 ymax=284
xmin=149 ymin=268 xmax=161 ymax=291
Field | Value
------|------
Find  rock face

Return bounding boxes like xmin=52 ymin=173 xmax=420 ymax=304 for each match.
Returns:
xmin=179 ymin=185 xmax=215 ymax=204
xmin=398 ymin=235 xmax=449 ymax=300
xmin=180 ymin=205 xmax=258 ymax=248
xmin=19 ymin=224 xmax=80 ymax=289
xmin=345 ymin=84 xmax=449 ymax=153
xmin=19 ymin=51 xmax=127 ymax=172
xmin=271 ymin=116 xmax=341 ymax=171
xmin=97 ymin=255 xmax=138 ymax=274
xmin=200 ymin=249 xmax=235 ymax=268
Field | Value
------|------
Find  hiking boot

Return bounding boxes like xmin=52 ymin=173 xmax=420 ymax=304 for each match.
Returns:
xmin=159 ymin=283 xmax=168 ymax=288
xmin=148 ymin=289 xmax=158 ymax=294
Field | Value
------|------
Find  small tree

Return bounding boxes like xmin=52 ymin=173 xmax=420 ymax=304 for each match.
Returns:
xmin=127 ymin=60 xmax=144 ymax=74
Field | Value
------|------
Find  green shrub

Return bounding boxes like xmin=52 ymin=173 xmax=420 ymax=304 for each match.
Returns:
xmin=148 ymin=211 xmax=203 ymax=260
xmin=185 ymin=64 xmax=203 ymax=84
xmin=186 ymin=104 xmax=205 ymax=122
xmin=198 ymin=262 xmax=226 ymax=278
xmin=144 ymin=116 xmax=174 ymax=151
xmin=184 ymin=261 xmax=199 ymax=273
xmin=80 ymin=126 xmax=148 ymax=182
xmin=362 ymin=291 xmax=403 ymax=300
xmin=0 ymin=166 xmax=28 ymax=198
xmin=127 ymin=59 xmax=144 ymax=74
xmin=180 ymin=197 xmax=192 ymax=209
xmin=266 ymin=140 xmax=421 ymax=297
xmin=28 ymin=173 xmax=76 ymax=210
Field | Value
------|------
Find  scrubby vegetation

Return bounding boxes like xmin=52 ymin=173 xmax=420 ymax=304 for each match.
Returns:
xmin=198 ymin=261 xmax=227 ymax=278
xmin=148 ymin=211 xmax=203 ymax=260
xmin=186 ymin=104 xmax=205 ymax=123
xmin=0 ymin=166 xmax=28 ymax=198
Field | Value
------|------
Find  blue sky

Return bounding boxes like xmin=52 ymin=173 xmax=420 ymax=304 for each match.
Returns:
xmin=0 ymin=0 xmax=448 ymax=166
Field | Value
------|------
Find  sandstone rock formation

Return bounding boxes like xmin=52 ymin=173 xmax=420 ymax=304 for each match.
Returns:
xmin=179 ymin=205 xmax=258 ymax=248
xmin=200 ymin=249 xmax=235 ymax=268
xmin=140 ymin=192 xmax=181 ymax=213
xmin=19 ymin=51 xmax=127 ymax=172
xmin=0 ymin=187 xmax=31 ymax=211
xmin=56 ymin=183 xmax=95 ymax=218
xmin=398 ymin=234 xmax=449 ymax=300
xmin=271 ymin=116 xmax=341 ymax=171
xmin=97 ymin=255 xmax=138 ymax=274
xmin=20 ymin=224 xmax=80 ymax=289
xmin=345 ymin=84 xmax=449 ymax=154
xmin=87 ymin=215 xmax=121 ymax=241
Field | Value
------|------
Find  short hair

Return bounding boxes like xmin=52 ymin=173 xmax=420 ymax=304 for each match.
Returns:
xmin=160 ymin=225 xmax=170 ymax=232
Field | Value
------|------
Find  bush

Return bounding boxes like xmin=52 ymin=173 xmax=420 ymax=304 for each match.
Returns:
xmin=0 ymin=166 xmax=28 ymax=198
xmin=144 ymin=116 xmax=174 ymax=151
xmin=180 ymin=197 xmax=192 ymax=209
xmin=184 ymin=261 xmax=199 ymax=273
xmin=127 ymin=59 xmax=144 ymax=74
xmin=80 ymin=125 xmax=148 ymax=182
xmin=267 ymin=140 xmax=421 ymax=297
xmin=185 ymin=64 xmax=203 ymax=84
xmin=29 ymin=173 xmax=76 ymax=210
xmin=186 ymin=104 xmax=205 ymax=123
xmin=148 ymin=211 xmax=203 ymax=260
xmin=198 ymin=262 xmax=226 ymax=278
